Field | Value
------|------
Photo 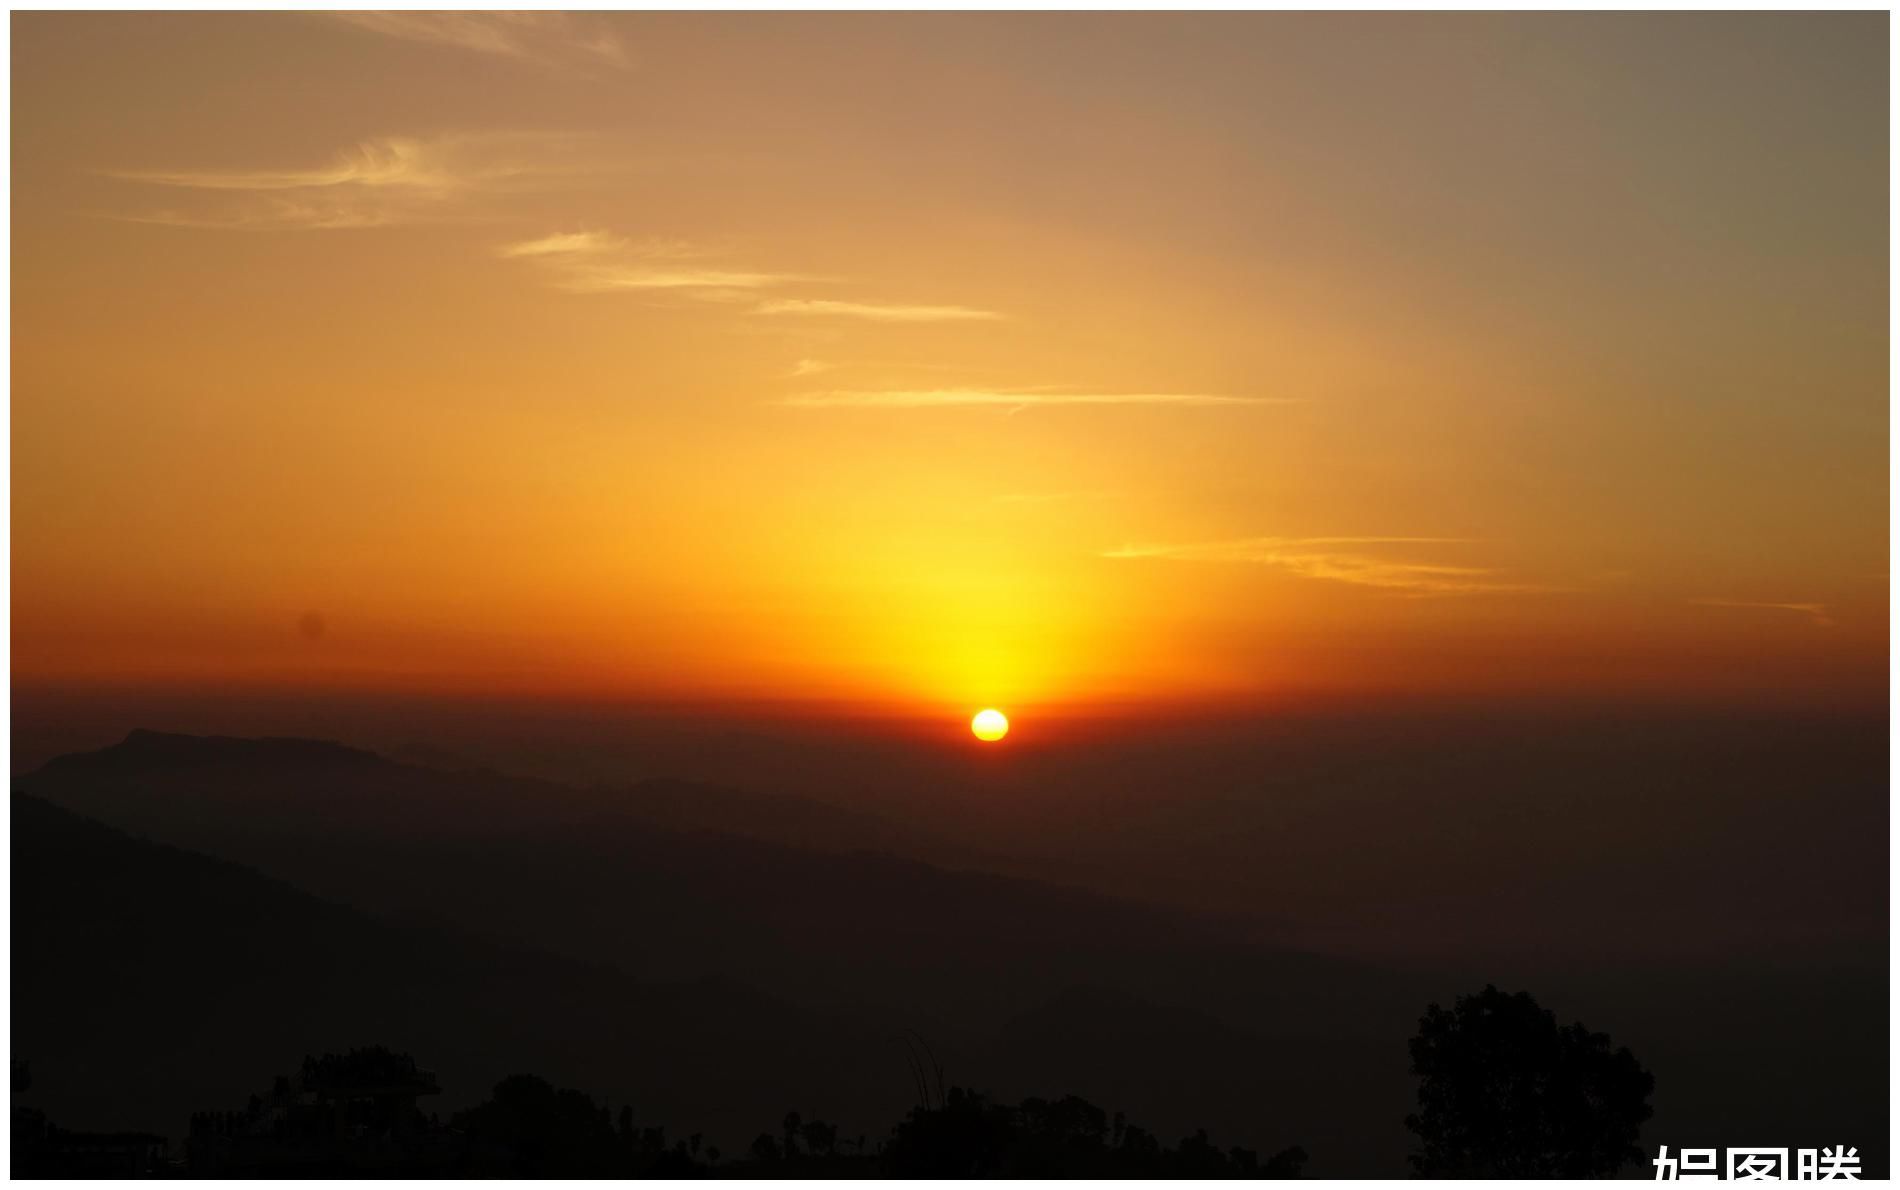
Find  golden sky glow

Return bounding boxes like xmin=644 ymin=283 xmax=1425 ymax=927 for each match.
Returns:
xmin=12 ymin=13 xmax=1888 ymax=715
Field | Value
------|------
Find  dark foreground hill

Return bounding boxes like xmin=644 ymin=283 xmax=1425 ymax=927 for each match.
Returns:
xmin=15 ymin=732 xmax=1890 ymax=1175
xmin=18 ymin=731 xmax=1409 ymax=1019
xmin=10 ymin=793 xmax=1331 ymax=1172
xmin=12 ymin=792 xmax=913 ymax=1153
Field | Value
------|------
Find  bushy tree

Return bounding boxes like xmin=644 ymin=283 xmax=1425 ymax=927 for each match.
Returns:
xmin=1405 ymin=985 xmax=1653 ymax=1177
xmin=452 ymin=1074 xmax=620 ymax=1176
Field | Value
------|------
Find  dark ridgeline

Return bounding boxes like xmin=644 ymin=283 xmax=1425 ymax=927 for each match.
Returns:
xmin=10 ymin=731 xmax=1427 ymax=1172
xmin=10 ymin=732 xmax=1887 ymax=1177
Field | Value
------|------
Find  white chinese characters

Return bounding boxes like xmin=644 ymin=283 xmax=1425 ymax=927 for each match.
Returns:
xmin=1653 ymin=1146 xmax=1861 ymax=1180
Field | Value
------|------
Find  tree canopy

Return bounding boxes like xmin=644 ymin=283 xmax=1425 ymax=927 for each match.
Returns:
xmin=1405 ymin=984 xmax=1654 ymax=1177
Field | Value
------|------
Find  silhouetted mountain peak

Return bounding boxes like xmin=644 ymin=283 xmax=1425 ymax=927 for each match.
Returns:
xmin=52 ymin=730 xmax=390 ymax=775
xmin=26 ymin=731 xmax=945 ymax=865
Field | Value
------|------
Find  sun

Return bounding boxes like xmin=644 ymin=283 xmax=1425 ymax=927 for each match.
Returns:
xmin=970 ymin=708 xmax=1009 ymax=742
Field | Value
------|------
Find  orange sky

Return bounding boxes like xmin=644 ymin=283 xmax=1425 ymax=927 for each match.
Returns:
xmin=12 ymin=13 xmax=1889 ymax=717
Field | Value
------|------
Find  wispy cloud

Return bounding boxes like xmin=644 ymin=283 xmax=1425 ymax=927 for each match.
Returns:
xmin=117 ymin=202 xmax=416 ymax=231
xmin=781 ymin=388 xmax=1284 ymax=410
xmin=500 ymin=243 xmax=995 ymax=319
xmin=327 ymin=12 xmax=629 ymax=72
xmin=498 ymin=230 xmax=633 ymax=258
xmin=1105 ymin=536 xmax=1475 ymax=560
xmin=782 ymin=358 xmax=973 ymax=379
xmin=107 ymin=133 xmax=595 ymax=230
xmin=499 ymin=230 xmax=808 ymax=298
xmin=566 ymin=267 xmax=809 ymax=294
xmin=754 ymin=299 xmax=1004 ymax=323
xmin=1105 ymin=536 xmax=1551 ymax=597
xmin=1689 ymin=598 xmax=1834 ymax=627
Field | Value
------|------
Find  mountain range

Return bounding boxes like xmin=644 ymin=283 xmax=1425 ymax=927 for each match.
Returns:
xmin=13 ymin=731 xmax=1888 ymax=1175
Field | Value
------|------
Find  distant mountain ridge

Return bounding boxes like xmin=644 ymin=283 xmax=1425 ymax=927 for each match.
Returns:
xmin=18 ymin=730 xmax=1885 ymax=1177
xmin=13 ymin=791 xmax=1343 ymax=1170
xmin=49 ymin=728 xmax=385 ymax=770
xmin=34 ymin=728 xmax=941 ymax=859
xmin=18 ymin=730 xmax=1312 ymax=999
xmin=15 ymin=730 xmax=1431 ymax=1172
xmin=12 ymin=792 xmax=921 ymax=1152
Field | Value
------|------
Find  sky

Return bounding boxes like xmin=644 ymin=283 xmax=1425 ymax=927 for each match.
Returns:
xmin=12 ymin=12 xmax=1889 ymax=721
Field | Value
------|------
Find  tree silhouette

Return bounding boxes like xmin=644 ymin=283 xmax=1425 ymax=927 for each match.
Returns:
xmin=176 ymin=1047 xmax=1306 ymax=1177
xmin=882 ymin=1085 xmax=1304 ymax=1178
xmin=1405 ymin=985 xmax=1654 ymax=1177
xmin=800 ymin=1117 xmax=837 ymax=1158
xmin=451 ymin=1074 xmax=620 ymax=1177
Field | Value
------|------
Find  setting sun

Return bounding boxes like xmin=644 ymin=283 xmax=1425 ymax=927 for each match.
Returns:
xmin=971 ymin=709 xmax=1010 ymax=742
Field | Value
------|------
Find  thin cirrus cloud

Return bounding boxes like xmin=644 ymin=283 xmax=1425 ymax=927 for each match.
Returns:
xmin=1689 ymin=597 xmax=1835 ymax=627
xmin=753 ymin=299 xmax=1004 ymax=323
xmin=1104 ymin=536 xmax=1553 ymax=597
xmin=498 ymin=230 xmax=633 ymax=258
xmin=113 ymin=200 xmax=412 ymax=232
xmin=499 ymin=234 xmax=1003 ymax=314
xmin=780 ymin=388 xmax=1284 ymax=410
xmin=498 ymin=230 xmax=810 ymax=298
xmin=782 ymin=359 xmax=971 ymax=379
xmin=107 ymin=133 xmax=598 ymax=231
xmin=326 ymin=12 xmax=630 ymax=72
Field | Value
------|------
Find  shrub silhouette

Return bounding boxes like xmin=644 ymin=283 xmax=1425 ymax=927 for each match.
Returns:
xmin=180 ymin=1049 xmax=1305 ymax=1177
xmin=800 ymin=1117 xmax=838 ymax=1158
xmin=1405 ymin=985 xmax=1654 ymax=1177
xmin=453 ymin=1073 xmax=702 ymax=1177
xmin=882 ymin=1085 xmax=1305 ymax=1178
xmin=451 ymin=1074 xmax=622 ymax=1177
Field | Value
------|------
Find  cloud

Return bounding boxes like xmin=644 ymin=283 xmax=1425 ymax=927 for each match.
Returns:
xmin=754 ymin=299 xmax=1004 ymax=323
xmin=117 ymin=202 xmax=414 ymax=231
xmin=1104 ymin=536 xmax=1551 ymax=596
xmin=782 ymin=358 xmax=973 ymax=379
xmin=1104 ymin=536 xmax=1475 ymax=560
xmin=499 ymin=241 xmax=995 ymax=318
xmin=499 ymin=230 xmax=808 ymax=298
xmin=498 ymin=230 xmax=631 ymax=258
xmin=1689 ymin=598 xmax=1834 ymax=627
xmin=327 ymin=12 xmax=629 ymax=71
xmin=107 ymin=133 xmax=596 ymax=230
xmin=563 ymin=267 xmax=808 ymax=294
xmin=781 ymin=388 xmax=1285 ymax=410
xmin=110 ymin=134 xmax=585 ymax=195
